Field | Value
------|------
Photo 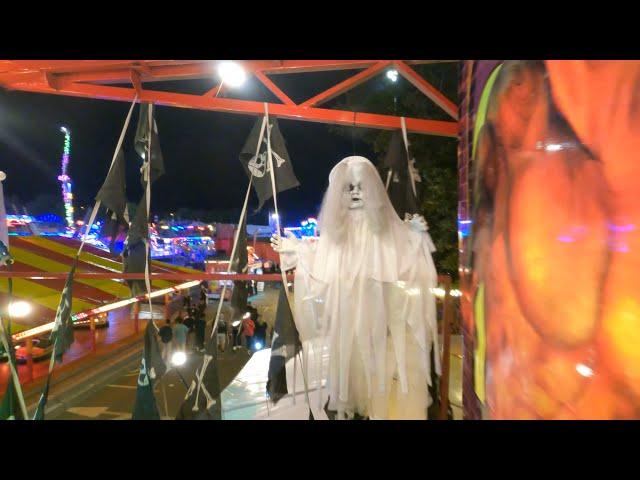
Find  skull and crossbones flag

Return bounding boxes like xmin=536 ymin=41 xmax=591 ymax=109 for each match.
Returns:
xmin=382 ymin=130 xmax=421 ymax=219
xmin=239 ymin=116 xmax=300 ymax=211
xmin=266 ymin=284 xmax=302 ymax=404
xmin=132 ymin=322 xmax=167 ymax=420
xmin=50 ymin=261 xmax=77 ymax=363
xmin=176 ymin=337 xmax=222 ymax=420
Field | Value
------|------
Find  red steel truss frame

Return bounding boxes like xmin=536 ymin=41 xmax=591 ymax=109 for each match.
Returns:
xmin=0 ymin=60 xmax=458 ymax=136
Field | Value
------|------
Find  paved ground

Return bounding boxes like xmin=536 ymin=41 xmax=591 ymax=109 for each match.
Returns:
xmin=54 ymin=347 xmax=252 ymax=420
xmin=0 ymin=297 xmax=185 ymax=394
xmin=47 ymin=284 xmax=464 ymax=420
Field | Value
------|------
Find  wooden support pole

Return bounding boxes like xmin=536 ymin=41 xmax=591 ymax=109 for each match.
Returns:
xmin=439 ymin=275 xmax=453 ymax=420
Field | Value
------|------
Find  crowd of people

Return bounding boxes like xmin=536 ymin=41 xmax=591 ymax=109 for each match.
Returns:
xmin=158 ymin=280 xmax=272 ymax=365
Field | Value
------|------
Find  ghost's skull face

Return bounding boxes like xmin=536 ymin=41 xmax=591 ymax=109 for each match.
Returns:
xmin=343 ymin=164 xmax=365 ymax=210
xmin=348 ymin=182 xmax=364 ymax=209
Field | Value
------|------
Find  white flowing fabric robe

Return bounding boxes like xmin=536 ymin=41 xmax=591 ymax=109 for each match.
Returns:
xmin=279 ymin=156 xmax=440 ymax=420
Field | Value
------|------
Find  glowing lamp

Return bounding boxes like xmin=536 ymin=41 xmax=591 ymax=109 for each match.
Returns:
xmin=9 ymin=301 xmax=32 ymax=318
xmin=217 ymin=61 xmax=247 ymax=88
xmin=171 ymin=351 xmax=187 ymax=366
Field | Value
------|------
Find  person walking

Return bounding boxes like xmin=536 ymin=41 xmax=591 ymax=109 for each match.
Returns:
xmin=159 ymin=318 xmax=173 ymax=364
xmin=217 ymin=315 xmax=228 ymax=352
xmin=173 ymin=317 xmax=189 ymax=354
xmin=194 ymin=310 xmax=206 ymax=353
xmin=241 ymin=314 xmax=255 ymax=351
xmin=183 ymin=308 xmax=196 ymax=351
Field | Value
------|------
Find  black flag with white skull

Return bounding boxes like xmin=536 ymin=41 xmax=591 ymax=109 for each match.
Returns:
xmin=239 ymin=117 xmax=299 ymax=210
xmin=176 ymin=337 xmax=222 ymax=420
xmin=382 ymin=130 xmax=421 ymax=219
xmin=131 ymin=322 xmax=167 ymax=420
xmin=266 ymin=284 xmax=302 ymax=404
xmin=33 ymin=261 xmax=77 ymax=419
xmin=51 ymin=261 xmax=76 ymax=362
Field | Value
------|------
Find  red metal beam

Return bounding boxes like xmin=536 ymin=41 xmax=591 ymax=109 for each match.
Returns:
xmin=253 ymin=70 xmax=295 ymax=106
xmin=393 ymin=60 xmax=459 ymax=120
xmin=300 ymin=60 xmax=392 ymax=108
xmin=0 ymin=60 xmax=379 ymax=87
xmin=10 ymin=80 xmax=457 ymax=136
xmin=0 ymin=60 xmax=458 ymax=88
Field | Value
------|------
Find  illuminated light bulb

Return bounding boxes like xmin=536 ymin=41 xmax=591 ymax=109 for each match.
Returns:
xmin=254 ymin=342 xmax=263 ymax=350
xmin=9 ymin=301 xmax=32 ymax=318
xmin=171 ymin=351 xmax=187 ymax=366
xmin=217 ymin=61 xmax=247 ymax=88
xmin=386 ymin=69 xmax=399 ymax=82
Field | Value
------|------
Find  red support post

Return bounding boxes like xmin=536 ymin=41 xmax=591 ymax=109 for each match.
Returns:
xmin=90 ymin=316 xmax=97 ymax=353
xmin=26 ymin=338 xmax=33 ymax=383
xmin=133 ymin=302 xmax=140 ymax=334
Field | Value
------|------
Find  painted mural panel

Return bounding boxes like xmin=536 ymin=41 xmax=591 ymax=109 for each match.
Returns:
xmin=460 ymin=61 xmax=640 ymax=419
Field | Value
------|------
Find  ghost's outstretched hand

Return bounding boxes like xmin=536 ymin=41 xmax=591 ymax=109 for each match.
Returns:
xmin=270 ymin=231 xmax=299 ymax=254
xmin=406 ymin=214 xmax=429 ymax=233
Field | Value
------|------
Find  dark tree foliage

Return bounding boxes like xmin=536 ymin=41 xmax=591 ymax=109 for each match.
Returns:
xmin=327 ymin=62 xmax=459 ymax=279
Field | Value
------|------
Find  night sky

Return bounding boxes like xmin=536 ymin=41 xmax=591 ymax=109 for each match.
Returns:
xmin=0 ymin=70 xmax=378 ymax=227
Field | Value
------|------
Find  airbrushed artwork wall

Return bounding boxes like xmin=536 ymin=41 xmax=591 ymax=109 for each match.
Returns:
xmin=459 ymin=60 xmax=640 ymax=419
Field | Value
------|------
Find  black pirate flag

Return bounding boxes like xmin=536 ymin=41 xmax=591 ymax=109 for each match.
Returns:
xmin=239 ymin=116 xmax=299 ymax=210
xmin=176 ymin=338 xmax=222 ymax=420
xmin=382 ymin=130 xmax=421 ymax=219
xmin=131 ymin=322 xmax=167 ymax=420
xmin=266 ymin=284 xmax=302 ymax=404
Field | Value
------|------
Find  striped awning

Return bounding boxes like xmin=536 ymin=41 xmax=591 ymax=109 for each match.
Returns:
xmin=1 ymin=236 xmax=201 ymax=333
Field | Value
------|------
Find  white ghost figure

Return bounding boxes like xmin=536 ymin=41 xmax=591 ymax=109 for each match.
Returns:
xmin=271 ymin=156 xmax=440 ymax=420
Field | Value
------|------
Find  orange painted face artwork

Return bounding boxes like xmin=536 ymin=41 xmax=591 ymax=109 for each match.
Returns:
xmin=466 ymin=60 xmax=640 ymax=419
